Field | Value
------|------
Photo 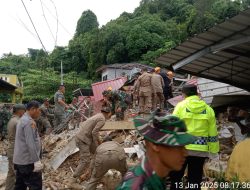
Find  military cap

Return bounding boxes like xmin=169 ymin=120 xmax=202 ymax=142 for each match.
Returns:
xmin=133 ymin=110 xmax=197 ymax=146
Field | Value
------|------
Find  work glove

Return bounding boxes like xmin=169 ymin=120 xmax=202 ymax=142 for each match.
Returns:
xmin=33 ymin=160 xmax=43 ymax=172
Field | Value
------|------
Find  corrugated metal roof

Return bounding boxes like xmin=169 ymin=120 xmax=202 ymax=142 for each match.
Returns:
xmin=91 ymin=77 xmax=127 ymax=101
xmin=96 ymin=63 xmax=153 ymax=73
xmin=155 ymin=8 xmax=250 ymax=91
xmin=0 ymin=79 xmax=17 ymax=91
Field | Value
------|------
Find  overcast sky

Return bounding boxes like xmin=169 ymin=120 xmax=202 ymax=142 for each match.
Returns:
xmin=0 ymin=0 xmax=141 ymax=56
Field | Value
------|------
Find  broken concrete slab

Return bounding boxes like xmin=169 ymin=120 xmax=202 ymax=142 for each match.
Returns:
xmin=49 ymin=138 xmax=79 ymax=170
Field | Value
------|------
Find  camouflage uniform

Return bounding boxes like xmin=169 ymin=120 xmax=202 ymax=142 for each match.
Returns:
xmin=74 ymin=113 xmax=106 ymax=177
xmin=106 ymin=90 xmax=128 ymax=120
xmin=86 ymin=141 xmax=127 ymax=190
xmin=5 ymin=115 xmax=20 ymax=190
xmin=118 ymin=111 xmax=197 ymax=190
xmin=136 ymin=72 xmax=152 ymax=113
xmin=0 ymin=106 xmax=11 ymax=140
xmin=117 ymin=155 xmax=166 ymax=190
xmin=36 ymin=103 xmax=54 ymax=134
xmin=54 ymin=91 xmax=66 ymax=129
xmin=151 ymin=73 xmax=165 ymax=110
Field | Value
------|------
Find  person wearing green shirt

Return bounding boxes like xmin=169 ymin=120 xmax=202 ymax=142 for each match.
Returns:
xmin=117 ymin=110 xmax=197 ymax=190
xmin=102 ymin=89 xmax=129 ymax=120
xmin=170 ymin=84 xmax=219 ymax=190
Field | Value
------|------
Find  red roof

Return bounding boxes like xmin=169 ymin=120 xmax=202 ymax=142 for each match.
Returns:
xmin=91 ymin=77 xmax=127 ymax=101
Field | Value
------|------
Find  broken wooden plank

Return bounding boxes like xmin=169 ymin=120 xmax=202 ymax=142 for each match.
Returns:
xmin=101 ymin=121 xmax=135 ymax=130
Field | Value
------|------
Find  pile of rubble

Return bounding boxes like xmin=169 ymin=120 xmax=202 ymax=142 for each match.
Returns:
xmin=1 ymin=108 xmax=246 ymax=189
xmin=204 ymin=111 xmax=241 ymax=179
xmin=40 ymin=118 xmax=141 ymax=190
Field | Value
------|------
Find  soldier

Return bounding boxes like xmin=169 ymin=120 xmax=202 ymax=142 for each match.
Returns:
xmin=5 ymin=104 xmax=26 ymax=190
xmin=117 ymin=110 xmax=197 ymax=190
xmin=134 ymin=68 xmax=152 ymax=114
xmin=54 ymin=85 xmax=69 ymax=129
xmin=73 ymin=107 xmax=112 ymax=178
xmin=13 ymin=101 xmax=43 ymax=190
xmin=36 ymin=98 xmax=54 ymax=135
xmin=151 ymin=67 xmax=165 ymax=110
xmin=85 ymin=141 xmax=128 ymax=190
xmin=102 ymin=90 xmax=129 ymax=120
xmin=0 ymin=104 xmax=12 ymax=140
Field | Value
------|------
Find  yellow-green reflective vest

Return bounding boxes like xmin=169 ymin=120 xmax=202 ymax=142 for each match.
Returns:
xmin=173 ymin=95 xmax=219 ymax=153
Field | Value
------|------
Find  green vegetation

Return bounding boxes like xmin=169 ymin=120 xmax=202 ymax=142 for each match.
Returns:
xmin=1 ymin=0 xmax=250 ymax=102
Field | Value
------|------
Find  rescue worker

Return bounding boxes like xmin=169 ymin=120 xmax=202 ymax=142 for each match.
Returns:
xmin=73 ymin=107 xmax=112 ymax=178
xmin=160 ymin=71 xmax=174 ymax=108
xmin=117 ymin=110 xmax=197 ymax=190
xmin=135 ymin=68 xmax=152 ymax=114
xmin=170 ymin=84 xmax=219 ymax=190
xmin=0 ymin=104 xmax=11 ymax=140
xmin=102 ymin=90 xmax=129 ymax=120
xmin=151 ymin=67 xmax=165 ymax=110
xmin=36 ymin=98 xmax=54 ymax=135
xmin=5 ymin=104 xmax=26 ymax=190
xmin=85 ymin=141 xmax=128 ymax=190
xmin=13 ymin=101 xmax=43 ymax=190
xmin=54 ymin=85 xmax=69 ymax=129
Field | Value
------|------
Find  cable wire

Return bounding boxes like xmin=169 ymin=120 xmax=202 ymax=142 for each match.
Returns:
xmin=15 ymin=16 xmax=37 ymax=40
xmin=20 ymin=0 xmax=48 ymax=53
xmin=49 ymin=0 xmax=59 ymax=46
xmin=42 ymin=2 xmax=72 ymax=36
xmin=40 ymin=0 xmax=56 ymax=44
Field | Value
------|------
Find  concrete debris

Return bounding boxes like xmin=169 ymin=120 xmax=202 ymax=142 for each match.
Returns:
xmin=0 ymin=155 xmax=8 ymax=188
xmin=203 ymin=111 xmax=243 ymax=179
xmin=1 ymin=108 xmax=248 ymax=189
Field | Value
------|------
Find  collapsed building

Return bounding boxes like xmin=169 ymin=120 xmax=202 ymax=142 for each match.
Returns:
xmin=1 ymin=7 xmax=250 ymax=190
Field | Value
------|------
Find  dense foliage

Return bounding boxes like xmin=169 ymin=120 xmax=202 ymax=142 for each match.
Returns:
xmin=1 ymin=0 xmax=249 ymax=102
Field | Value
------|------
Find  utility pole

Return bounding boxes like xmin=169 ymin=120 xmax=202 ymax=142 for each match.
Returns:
xmin=61 ymin=60 xmax=63 ymax=85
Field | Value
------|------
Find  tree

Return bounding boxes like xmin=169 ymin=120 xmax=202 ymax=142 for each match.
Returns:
xmin=75 ymin=10 xmax=99 ymax=37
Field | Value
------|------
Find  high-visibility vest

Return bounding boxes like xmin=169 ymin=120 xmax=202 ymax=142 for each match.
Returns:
xmin=173 ymin=95 xmax=219 ymax=153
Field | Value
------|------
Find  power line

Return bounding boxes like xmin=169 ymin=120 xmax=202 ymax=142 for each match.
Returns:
xmin=20 ymin=0 xmax=48 ymax=53
xmin=40 ymin=0 xmax=56 ymax=45
xmin=49 ymin=0 xmax=59 ymax=46
xmin=42 ymin=2 xmax=72 ymax=37
xmin=15 ymin=16 xmax=37 ymax=40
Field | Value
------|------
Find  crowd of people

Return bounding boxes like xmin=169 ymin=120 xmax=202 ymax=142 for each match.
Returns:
xmin=2 ymin=79 xmax=223 ymax=190
xmin=131 ymin=67 xmax=174 ymax=114
xmin=100 ymin=67 xmax=174 ymax=121
xmin=2 ymin=75 xmax=249 ymax=190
